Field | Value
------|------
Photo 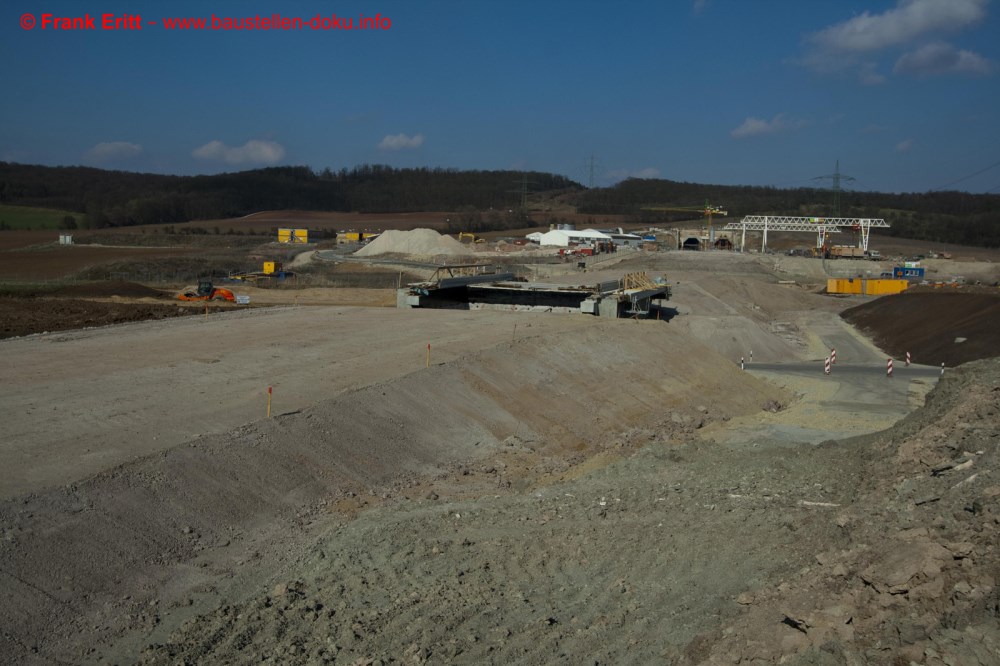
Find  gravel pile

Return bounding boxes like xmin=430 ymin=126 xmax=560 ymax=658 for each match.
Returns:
xmin=354 ymin=228 xmax=469 ymax=258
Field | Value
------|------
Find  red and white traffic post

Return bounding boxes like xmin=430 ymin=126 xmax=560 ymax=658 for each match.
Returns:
xmin=830 ymin=348 xmax=836 ymax=364
xmin=824 ymin=356 xmax=831 ymax=375
xmin=887 ymin=358 xmax=893 ymax=378
xmin=905 ymin=351 xmax=911 ymax=366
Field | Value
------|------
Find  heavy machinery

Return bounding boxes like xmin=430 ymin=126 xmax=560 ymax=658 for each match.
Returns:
xmin=178 ymin=279 xmax=236 ymax=302
xmin=228 ymin=261 xmax=295 ymax=286
xmin=457 ymin=232 xmax=486 ymax=243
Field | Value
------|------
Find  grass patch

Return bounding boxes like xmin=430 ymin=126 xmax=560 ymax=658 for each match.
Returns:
xmin=0 ymin=204 xmax=84 ymax=230
xmin=0 ymin=281 xmax=68 ymax=298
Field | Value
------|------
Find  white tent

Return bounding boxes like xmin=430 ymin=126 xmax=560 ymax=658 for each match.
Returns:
xmin=536 ymin=228 xmax=612 ymax=247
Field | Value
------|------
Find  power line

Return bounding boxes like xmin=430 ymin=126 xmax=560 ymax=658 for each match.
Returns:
xmin=930 ymin=159 xmax=1000 ymax=191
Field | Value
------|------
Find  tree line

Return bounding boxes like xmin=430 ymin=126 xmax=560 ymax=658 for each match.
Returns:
xmin=1 ymin=162 xmax=997 ymax=246
xmin=577 ymin=178 xmax=1000 ymax=247
xmin=0 ymin=162 xmax=578 ymax=228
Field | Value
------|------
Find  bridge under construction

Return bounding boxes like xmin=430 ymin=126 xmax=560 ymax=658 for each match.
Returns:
xmin=397 ymin=266 xmax=671 ymax=318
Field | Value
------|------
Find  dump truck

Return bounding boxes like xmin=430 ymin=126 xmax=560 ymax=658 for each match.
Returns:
xmin=178 ymin=279 xmax=236 ymax=302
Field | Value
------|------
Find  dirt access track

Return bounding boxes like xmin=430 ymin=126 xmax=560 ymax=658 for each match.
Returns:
xmin=2 ymin=250 xmax=999 ymax=665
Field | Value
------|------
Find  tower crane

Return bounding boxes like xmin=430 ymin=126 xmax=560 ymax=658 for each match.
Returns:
xmin=640 ymin=202 xmax=728 ymax=249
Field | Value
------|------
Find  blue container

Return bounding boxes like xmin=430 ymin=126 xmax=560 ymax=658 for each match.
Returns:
xmin=892 ymin=266 xmax=925 ymax=279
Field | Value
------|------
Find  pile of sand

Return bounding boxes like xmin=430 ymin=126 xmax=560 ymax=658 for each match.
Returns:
xmin=354 ymin=229 xmax=468 ymax=257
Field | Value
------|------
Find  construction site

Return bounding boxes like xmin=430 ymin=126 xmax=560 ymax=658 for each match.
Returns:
xmin=1 ymin=220 xmax=999 ymax=666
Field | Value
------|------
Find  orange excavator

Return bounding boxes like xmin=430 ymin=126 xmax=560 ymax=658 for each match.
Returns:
xmin=177 ymin=279 xmax=236 ymax=302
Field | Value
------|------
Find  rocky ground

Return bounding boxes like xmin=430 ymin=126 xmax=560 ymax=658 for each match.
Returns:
xmin=1 ymin=250 xmax=998 ymax=665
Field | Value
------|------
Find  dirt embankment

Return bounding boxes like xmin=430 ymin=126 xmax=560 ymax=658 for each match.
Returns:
xmin=132 ymin=359 xmax=999 ymax=666
xmin=842 ymin=290 xmax=1000 ymax=366
xmin=0 ymin=322 xmax=787 ymax=664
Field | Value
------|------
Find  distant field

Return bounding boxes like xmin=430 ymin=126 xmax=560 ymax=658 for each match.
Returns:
xmin=0 ymin=204 xmax=83 ymax=230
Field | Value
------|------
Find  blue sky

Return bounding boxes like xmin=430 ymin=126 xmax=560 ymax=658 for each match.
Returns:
xmin=2 ymin=0 xmax=998 ymax=193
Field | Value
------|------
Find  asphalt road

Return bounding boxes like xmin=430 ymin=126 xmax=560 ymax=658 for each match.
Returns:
xmin=702 ymin=360 xmax=944 ymax=447
xmin=748 ymin=361 xmax=943 ymax=379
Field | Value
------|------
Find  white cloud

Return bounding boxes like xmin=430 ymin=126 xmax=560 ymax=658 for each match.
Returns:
xmin=896 ymin=138 xmax=914 ymax=152
xmin=730 ymin=114 xmax=804 ymax=139
xmin=894 ymin=42 xmax=993 ymax=76
xmin=87 ymin=141 xmax=143 ymax=161
xmin=801 ymin=0 xmax=988 ymax=76
xmin=192 ymin=139 xmax=285 ymax=165
xmin=377 ymin=133 xmax=424 ymax=150
xmin=859 ymin=62 xmax=887 ymax=85
xmin=692 ymin=0 xmax=711 ymax=15
xmin=808 ymin=0 xmax=986 ymax=55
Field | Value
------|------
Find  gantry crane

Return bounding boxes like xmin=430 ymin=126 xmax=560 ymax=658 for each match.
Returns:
xmin=640 ymin=202 xmax=728 ymax=249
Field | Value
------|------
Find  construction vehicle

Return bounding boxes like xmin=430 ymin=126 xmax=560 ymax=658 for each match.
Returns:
xmin=828 ymin=245 xmax=866 ymax=259
xmin=228 ymin=261 xmax=295 ymax=286
xmin=457 ymin=232 xmax=486 ymax=243
xmin=178 ymin=279 xmax=236 ymax=302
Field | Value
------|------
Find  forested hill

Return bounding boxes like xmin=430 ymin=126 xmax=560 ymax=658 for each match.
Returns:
xmin=1 ymin=162 xmax=997 ymax=246
xmin=578 ymin=178 xmax=1000 ymax=247
xmin=0 ymin=163 xmax=579 ymax=228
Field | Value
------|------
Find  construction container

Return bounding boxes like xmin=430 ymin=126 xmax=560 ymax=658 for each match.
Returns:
xmin=892 ymin=266 xmax=925 ymax=279
xmin=827 ymin=278 xmax=909 ymax=295
xmin=278 ymin=228 xmax=308 ymax=244
xmin=263 ymin=261 xmax=282 ymax=275
xmin=827 ymin=278 xmax=863 ymax=294
xmin=864 ymin=279 xmax=909 ymax=295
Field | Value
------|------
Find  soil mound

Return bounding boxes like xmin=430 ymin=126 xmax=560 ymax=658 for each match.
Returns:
xmin=0 ymin=298 xmax=204 ymax=339
xmin=52 ymin=280 xmax=168 ymax=299
xmin=355 ymin=228 xmax=468 ymax=257
xmin=842 ymin=291 xmax=1000 ymax=366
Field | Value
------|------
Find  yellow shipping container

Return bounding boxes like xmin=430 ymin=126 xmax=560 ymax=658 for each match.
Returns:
xmin=277 ymin=228 xmax=308 ymax=243
xmin=864 ymin=279 xmax=909 ymax=295
xmin=827 ymin=278 xmax=863 ymax=294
